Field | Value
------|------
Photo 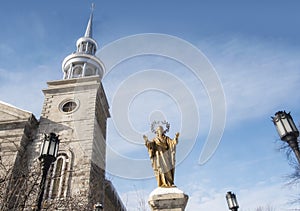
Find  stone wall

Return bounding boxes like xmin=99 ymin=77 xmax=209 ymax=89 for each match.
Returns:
xmin=0 ymin=102 xmax=39 ymax=210
xmin=0 ymin=78 xmax=127 ymax=210
xmin=104 ymin=180 xmax=127 ymax=211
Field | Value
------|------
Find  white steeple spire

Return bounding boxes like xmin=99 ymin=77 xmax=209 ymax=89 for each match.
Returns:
xmin=84 ymin=3 xmax=94 ymax=38
xmin=61 ymin=4 xmax=104 ymax=80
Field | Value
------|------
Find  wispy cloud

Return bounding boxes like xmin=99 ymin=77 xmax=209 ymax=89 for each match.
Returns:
xmin=0 ymin=65 xmax=60 ymax=116
xmin=199 ymin=35 xmax=300 ymax=127
xmin=103 ymin=34 xmax=300 ymax=181
xmin=119 ymin=178 xmax=299 ymax=210
xmin=107 ymin=34 xmax=300 ymax=210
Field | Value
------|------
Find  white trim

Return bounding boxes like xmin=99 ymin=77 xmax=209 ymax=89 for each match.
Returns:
xmin=0 ymin=100 xmax=32 ymax=114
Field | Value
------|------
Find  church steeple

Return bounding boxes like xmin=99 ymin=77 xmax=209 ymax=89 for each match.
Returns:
xmin=62 ymin=4 xmax=104 ymax=80
xmin=84 ymin=7 xmax=93 ymax=38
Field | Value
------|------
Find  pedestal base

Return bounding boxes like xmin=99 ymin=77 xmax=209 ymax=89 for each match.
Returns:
xmin=148 ymin=187 xmax=189 ymax=211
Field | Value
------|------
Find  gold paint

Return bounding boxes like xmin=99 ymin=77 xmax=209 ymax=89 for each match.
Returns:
xmin=144 ymin=125 xmax=179 ymax=187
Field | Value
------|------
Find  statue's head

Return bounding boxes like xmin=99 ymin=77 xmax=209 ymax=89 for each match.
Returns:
xmin=155 ymin=126 xmax=164 ymax=136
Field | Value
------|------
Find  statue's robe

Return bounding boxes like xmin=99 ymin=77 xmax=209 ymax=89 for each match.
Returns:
xmin=145 ymin=135 xmax=177 ymax=187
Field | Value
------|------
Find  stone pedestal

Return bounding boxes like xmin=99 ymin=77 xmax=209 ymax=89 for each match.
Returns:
xmin=148 ymin=187 xmax=189 ymax=211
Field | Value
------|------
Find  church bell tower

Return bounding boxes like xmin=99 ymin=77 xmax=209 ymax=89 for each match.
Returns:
xmin=35 ymin=7 xmax=110 ymax=209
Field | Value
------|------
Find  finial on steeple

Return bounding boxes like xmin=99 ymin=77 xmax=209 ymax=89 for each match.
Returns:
xmin=84 ymin=3 xmax=95 ymax=38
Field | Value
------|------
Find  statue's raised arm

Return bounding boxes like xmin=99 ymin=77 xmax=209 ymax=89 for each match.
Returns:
xmin=143 ymin=135 xmax=149 ymax=143
xmin=174 ymin=132 xmax=179 ymax=143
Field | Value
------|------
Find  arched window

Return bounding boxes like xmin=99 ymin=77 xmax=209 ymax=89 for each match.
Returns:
xmin=85 ymin=66 xmax=96 ymax=76
xmin=45 ymin=153 xmax=69 ymax=199
xmin=72 ymin=65 xmax=83 ymax=78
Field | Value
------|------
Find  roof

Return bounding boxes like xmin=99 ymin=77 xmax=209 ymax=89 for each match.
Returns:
xmin=0 ymin=100 xmax=34 ymax=122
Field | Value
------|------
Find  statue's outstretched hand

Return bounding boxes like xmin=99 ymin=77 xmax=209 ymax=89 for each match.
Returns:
xmin=143 ymin=135 xmax=148 ymax=143
xmin=175 ymin=132 xmax=180 ymax=139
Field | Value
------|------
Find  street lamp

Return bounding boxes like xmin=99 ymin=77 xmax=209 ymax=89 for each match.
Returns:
xmin=272 ymin=111 xmax=300 ymax=164
xmin=94 ymin=202 xmax=103 ymax=211
xmin=36 ymin=133 xmax=60 ymax=211
xmin=226 ymin=191 xmax=239 ymax=211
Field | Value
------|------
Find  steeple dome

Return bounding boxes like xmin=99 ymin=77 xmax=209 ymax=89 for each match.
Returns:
xmin=62 ymin=4 xmax=104 ymax=80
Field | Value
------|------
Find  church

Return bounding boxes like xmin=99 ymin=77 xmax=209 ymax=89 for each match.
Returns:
xmin=0 ymin=8 xmax=126 ymax=211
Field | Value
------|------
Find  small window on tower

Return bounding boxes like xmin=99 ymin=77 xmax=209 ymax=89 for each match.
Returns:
xmin=62 ymin=101 xmax=77 ymax=113
xmin=59 ymin=99 xmax=79 ymax=114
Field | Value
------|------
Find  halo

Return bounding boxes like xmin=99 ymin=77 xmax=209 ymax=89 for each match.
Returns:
xmin=151 ymin=120 xmax=170 ymax=134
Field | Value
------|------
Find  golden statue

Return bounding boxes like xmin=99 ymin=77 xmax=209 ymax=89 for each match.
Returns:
xmin=143 ymin=121 xmax=179 ymax=187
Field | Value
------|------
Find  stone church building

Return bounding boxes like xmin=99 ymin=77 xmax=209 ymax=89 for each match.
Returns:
xmin=0 ymin=9 xmax=126 ymax=211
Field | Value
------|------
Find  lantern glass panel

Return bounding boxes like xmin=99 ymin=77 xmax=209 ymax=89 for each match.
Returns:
xmin=49 ymin=142 xmax=56 ymax=157
xmin=282 ymin=118 xmax=293 ymax=133
xmin=41 ymin=139 xmax=50 ymax=155
xmin=288 ymin=118 xmax=299 ymax=133
xmin=227 ymin=199 xmax=234 ymax=208
xmin=54 ymin=143 xmax=59 ymax=157
xmin=232 ymin=199 xmax=238 ymax=207
xmin=228 ymin=198 xmax=238 ymax=208
xmin=275 ymin=119 xmax=286 ymax=138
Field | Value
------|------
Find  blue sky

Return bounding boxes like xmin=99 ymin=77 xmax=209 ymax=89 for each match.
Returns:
xmin=1 ymin=1 xmax=300 ymax=210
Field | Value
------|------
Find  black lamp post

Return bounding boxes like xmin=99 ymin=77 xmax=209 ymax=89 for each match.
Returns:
xmin=94 ymin=202 xmax=103 ymax=211
xmin=36 ymin=133 xmax=60 ymax=211
xmin=272 ymin=111 xmax=300 ymax=164
xmin=226 ymin=191 xmax=239 ymax=211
